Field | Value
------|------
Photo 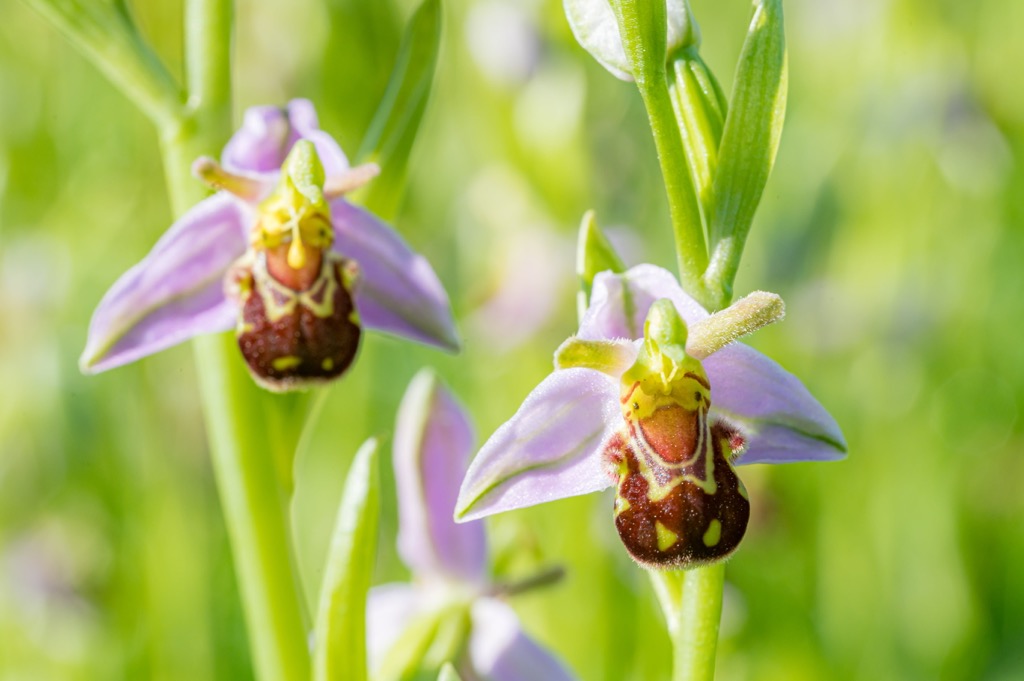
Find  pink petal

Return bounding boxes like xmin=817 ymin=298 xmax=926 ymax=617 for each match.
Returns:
xmin=455 ymin=368 xmax=619 ymax=521
xmin=705 ymin=343 xmax=847 ymax=464
xmin=222 ymin=99 xmax=349 ymax=180
xmin=579 ymin=264 xmax=708 ymax=341
xmin=395 ymin=370 xmax=487 ymax=583
xmin=80 ymin=193 xmax=246 ymax=372
xmin=330 ymin=198 xmax=459 ymax=351
xmin=470 ymin=598 xmax=577 ymax=681
xmin=365 ymin=583 xmax=421 ymax=672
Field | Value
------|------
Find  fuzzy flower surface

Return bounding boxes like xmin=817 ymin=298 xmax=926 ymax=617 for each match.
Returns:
xmin=455 ymin=264 xmax=845 ymax=567
xmin=368 ymin=370 xmax=575 ymax=680
xmin=81 ymin=99 xmax=458 ymax=388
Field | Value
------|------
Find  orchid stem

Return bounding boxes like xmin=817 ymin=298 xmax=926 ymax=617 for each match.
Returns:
xmin=30 ymin=0 xmax=314 ymax=677
xmin=191 ymin=336 xmax=311 ymax=681
xmin=650 ymin=563 xmax=725 ymax=681
xmin=172 ymin=1 xmax=311 ymax=680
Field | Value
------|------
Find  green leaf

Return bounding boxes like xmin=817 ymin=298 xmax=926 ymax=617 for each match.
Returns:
xmin=437 ymin=664 xmax=463 ymax=681
xmin=24 ymin=0 xmax=183 ymax=128
xmin=374 ymin=605 xmax=471 ymax=681
xmin=667 ymin=47 xmax=728 ymax=230
xmin=374 ymin=613 xmax=441 ymax=681
xmin=705 ymin=0 xmax=788 ymax=306
xmin=576 ymin=210 xmax=626 ymax=318
xmin=354 ymin=0 xmax=443 ymax=220
xmin=313 ymin=438 xmax=381 ymax=681
xmin=421 ymin=608 xmax=472 ymax=673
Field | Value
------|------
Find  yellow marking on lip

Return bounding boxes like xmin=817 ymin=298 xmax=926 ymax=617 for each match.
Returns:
xmin=322 ymin=358 xmax=334 ymax=371
xmin=614 ymin=496 xmax=631 ymax=518
xmin=703 ymin=519 xmax=722 ymax=547
xmin=656 ymin=522 xmax=678 ymax=552
xmin=272 ymin=356 xmax=302 ymax=371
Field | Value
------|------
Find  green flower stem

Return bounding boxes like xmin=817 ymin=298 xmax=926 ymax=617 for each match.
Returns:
xmin=635 ymin=76 xmax=714 ymax=312
xmin=191 ymin=336 xmax=311 ymax=681
xmin=650 ymin=563 xmax=726 ymax=681
xmin=167 ymin=2 xmax=312 ymax=679
xmin=609 ymin=0 xmax=712 ymax=309
xmin=31 ymin=0 xmax=313 ymax=677
xmin=185 ymin=0 xmax=233 ymax=119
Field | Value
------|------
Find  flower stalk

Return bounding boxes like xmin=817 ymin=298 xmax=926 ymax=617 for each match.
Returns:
xmin=607 ymin=0 xmax=712 ymax=310
xmin=28 ymin=0 xmax=314 ymax=678
xmin=650 ymin=563 xmax=725 ymax=681
xmin=166 ymin=3 xmax=313 ymax=678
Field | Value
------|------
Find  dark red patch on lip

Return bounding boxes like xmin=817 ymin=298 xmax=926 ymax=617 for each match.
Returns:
xmin=607 ymin=420 xmax=750 ymax=568
xmin=231 ymin=253 xmax=361 ymax=391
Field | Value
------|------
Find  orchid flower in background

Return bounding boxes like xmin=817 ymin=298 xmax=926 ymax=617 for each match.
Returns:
xmin=369 ymin=369 xmax=576 ymax=680
xmin=80 ymin=99 xmax=458 ymax=390
xmin=456 ymin=264 xmax=846 ymax=567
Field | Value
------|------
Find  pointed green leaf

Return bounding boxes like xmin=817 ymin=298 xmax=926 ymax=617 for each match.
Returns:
xmin=667 ymin=48 xmax=728 ymax=228
xmin=24 ymin=0 xmax=183 ymax=128
xmin=576 ymin=210 xmax=626 ymax=317
xmin=421 ymin=608 xmax=472 ymax=673
xmin=706 ymin=0 xmax=788 ymax=304
xmin=375 ymin=612 xmax=442 ymax=681
xmin=354 ymin=0 xmax=442 ymax=220
xmin=438 ymin=664 xmax=463 ymax=681
xmin=375 ymin=605 xmax=471 ymax=681
xmin=313 ymin=439 xmax=381 ymax=681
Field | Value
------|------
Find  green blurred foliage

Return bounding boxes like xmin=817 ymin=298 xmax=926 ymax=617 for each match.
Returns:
xmin=1 ymin=0 xmax=1022 ymax=679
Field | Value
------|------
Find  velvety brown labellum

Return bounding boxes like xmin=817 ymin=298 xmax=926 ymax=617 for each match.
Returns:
xmin=607 ymin=401 xmax=749 ymax=569
xmin=230 ymin=252 xmax=361 ymax=391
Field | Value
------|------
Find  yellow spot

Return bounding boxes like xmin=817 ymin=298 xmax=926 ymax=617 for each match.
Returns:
xmin=614 ymin=496 xmax=631 ymax=517
xmin=322 ymin=358 xmax=334 ymax=371
xmin=703 ymin=519 xmax=722 ymax=547
xmin=287 ymin=235 xmax=307 ymax=269
xmin=656 ymin=522 xmax=678 ymax=552
xmin=272 ymin=356 xmax=302 ymax=371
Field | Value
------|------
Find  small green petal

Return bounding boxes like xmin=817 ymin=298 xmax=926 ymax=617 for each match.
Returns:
xmin=577 ymin=209 xmax=626 ymax=316
xmin=554 ymin=337 xmax=635 ymax=376
xmin=438 ymin=663 xmax=463 ymax=681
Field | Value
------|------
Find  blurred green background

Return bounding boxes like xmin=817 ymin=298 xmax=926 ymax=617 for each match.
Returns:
xmin=1 ymin=0 xmax=1022 ymax=679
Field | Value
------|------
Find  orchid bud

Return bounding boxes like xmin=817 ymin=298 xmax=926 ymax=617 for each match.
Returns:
xmin=564 ymin=0 xmax=698 ymax=82
xmin=605 ymin=299 xmax=749 ymax=568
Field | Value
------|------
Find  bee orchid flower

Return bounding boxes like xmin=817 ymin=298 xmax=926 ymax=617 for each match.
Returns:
xmin=369 ymin=370 xmax=576 ymax=680
xmin=455 ymin=264 xmax=846 ymax=568
xmin=81 ymin=99 xmax=458 ymax=390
